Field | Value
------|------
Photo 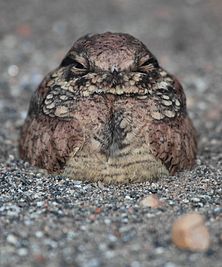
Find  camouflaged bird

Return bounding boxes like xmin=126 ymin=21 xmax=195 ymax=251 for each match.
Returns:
xmin=19 ymin=32 xmax=197 ymax=183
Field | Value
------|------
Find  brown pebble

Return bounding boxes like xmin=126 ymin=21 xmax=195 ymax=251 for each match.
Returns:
xmin=140 ymin=194 xmax=162 ymax=208
xmin=95 ymin=207 xmax=102 ymax=214
xmin=172 ymin=213 xmax=210 ymax=251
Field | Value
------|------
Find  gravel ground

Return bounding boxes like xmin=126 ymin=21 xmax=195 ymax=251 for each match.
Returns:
xmin=0 ymin=0 xmax=221 ymax=266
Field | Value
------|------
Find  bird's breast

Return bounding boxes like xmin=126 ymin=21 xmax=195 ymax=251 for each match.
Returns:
xmin=63 ymin=95 xmax=169 ymax=183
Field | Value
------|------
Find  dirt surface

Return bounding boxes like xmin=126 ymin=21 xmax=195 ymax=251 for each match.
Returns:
xmin=0 ymin=1 xmax=221 ymax=266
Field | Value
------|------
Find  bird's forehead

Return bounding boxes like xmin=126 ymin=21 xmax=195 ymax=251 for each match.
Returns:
xmin=74 ymin=33 xmax=148 ymax=70
xmin=89 ymin=46 xmax=135 ymax=70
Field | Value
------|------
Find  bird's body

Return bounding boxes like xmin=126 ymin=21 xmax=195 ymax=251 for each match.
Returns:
xmin=19 ymin=32 xmax=197 ymax=183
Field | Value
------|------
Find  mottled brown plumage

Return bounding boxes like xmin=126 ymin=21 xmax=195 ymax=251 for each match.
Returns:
xmin=19 ymin=32 xmax=197 ymax=183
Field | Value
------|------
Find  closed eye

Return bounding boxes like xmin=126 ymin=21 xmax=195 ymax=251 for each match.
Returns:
xmin=60 ymin=56 xmax=74 ymax=67
xmin=73 ymin=61 xmax=86 ymax=69
xmin=140 ymin=57 xmax=159 ymax=68
xmin=60 ymin=57 xmax=86 ymax=69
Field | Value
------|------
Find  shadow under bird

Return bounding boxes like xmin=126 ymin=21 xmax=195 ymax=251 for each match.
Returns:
xmin=19 ymin=32 xmax=197 ymax=183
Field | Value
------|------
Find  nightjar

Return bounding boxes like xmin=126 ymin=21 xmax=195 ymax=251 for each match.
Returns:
xmin=19 ymin=32 xmax=197 ymax=183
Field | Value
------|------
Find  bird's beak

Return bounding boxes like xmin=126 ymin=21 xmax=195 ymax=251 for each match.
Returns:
xmin=111 ymin=65 xmax=119 ymax=75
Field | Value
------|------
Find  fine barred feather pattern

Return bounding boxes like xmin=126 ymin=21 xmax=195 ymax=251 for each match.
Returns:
xmin=19 ymin=32 xmax=197 ymax=183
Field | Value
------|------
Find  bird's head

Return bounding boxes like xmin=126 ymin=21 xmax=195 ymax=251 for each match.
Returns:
xmin=52 ymin=32 xmax=163 ymax=97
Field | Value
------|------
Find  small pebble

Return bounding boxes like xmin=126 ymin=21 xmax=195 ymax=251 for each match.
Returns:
xmin=172 ymin=213 xmax=210 ymax=251
xmin=191 ymin=197 xmax=200 ymax=203
xmin=155 ymin=247 xmax=165 ymax=254
xmin=140 ymin=194 xmax=163 ymax=208
xmin=17 ymin=248 xmax=28 ymax=256
xmin=8 ymin=65 xmax=19 ymax=77
xmin=36 ymin=201 xmax=44 ymax=207
xmin=35 ymin=231 xmax=44 ymax=238
xmin=7 ymin=234 xmax=17 ymax=245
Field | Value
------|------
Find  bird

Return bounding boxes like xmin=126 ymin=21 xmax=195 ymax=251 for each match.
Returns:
xmin=19 ymin=32 xmax=197 ymax=183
